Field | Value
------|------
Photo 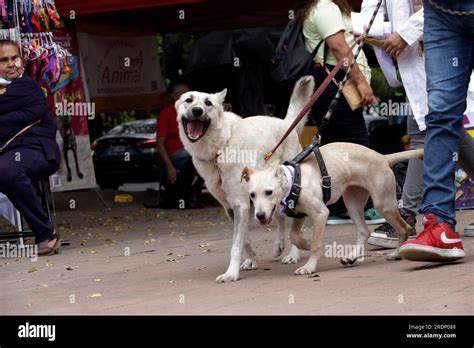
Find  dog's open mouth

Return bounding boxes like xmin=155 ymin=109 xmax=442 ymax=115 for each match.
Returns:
xmin=259 ymin=206 xmax=276 ymax=226
xmin=182 ymin=118 xmax=211 ymax=143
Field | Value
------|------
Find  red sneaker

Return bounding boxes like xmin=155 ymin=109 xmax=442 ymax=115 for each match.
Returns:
xmin=399 ymin=214 xmax=465 ymax=262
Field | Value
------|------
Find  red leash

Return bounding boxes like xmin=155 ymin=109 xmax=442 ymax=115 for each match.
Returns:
xmin=264 ymin=40 xmax=359 ymax=161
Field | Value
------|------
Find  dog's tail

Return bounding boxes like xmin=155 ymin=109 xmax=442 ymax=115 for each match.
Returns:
xmin=284 ymin=76 xmax=315 ymax=135
xmin=384 ymin=149 xmax=424 ymax=167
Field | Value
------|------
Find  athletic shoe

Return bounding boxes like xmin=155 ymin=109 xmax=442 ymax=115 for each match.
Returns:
xmin=399 ymin=214 xmax=465 ymax=262
xmin=367 ymin=208 xmax=417 ymax=248
xmin=364 ymin=208 xmax=386 ymax=225
xmin=464 ymin=223 xmax=474 ymax=237
xmin=327 ymin=211 xmax=353 ymax=225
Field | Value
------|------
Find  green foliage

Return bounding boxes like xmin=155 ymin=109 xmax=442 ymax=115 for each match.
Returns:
xmin=370 ymin=67 xmax=403 ymax=101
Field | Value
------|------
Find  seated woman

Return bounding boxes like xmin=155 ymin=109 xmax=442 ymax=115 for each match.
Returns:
xmin=0 ymin=40 xmax=61 ymax=255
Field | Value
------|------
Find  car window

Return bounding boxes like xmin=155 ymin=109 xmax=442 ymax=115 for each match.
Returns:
xmin=108 ymin=122 xmax=156 ymax=135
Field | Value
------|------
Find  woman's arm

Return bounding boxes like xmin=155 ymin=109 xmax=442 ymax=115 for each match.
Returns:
xmin=0 ymin=101 xmax=48 ymax=128
xmin=0 ymin=78 xmax=40 ymax=114
xmin=325 ymin=31 xmax=374 ymax=105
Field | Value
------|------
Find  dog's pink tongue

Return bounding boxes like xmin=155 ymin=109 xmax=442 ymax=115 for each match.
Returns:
xmin=187 ymin=120 xmax=204 ymax=139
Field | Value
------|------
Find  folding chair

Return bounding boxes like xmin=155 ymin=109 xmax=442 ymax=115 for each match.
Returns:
xmin=0 ymin=177 xmax=69 ymax=246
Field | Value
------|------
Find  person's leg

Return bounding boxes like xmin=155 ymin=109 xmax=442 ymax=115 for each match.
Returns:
xmin=169 ymin=148 xmax=202 ymax=209
xmin=368 ymin=115 xmax=423 ymax=248
xmin=419 ymin=1 xmax=474 ymax=227
xmin=0 ymin=149 xmax=57 ymax=244
xmin=401 ymin=114 xmax=425 ymax=212
xmin=400 ymin=0 xmax=474 ymax=261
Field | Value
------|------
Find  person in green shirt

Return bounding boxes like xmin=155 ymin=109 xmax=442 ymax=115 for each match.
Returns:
xmin=296 ymin=0 xmax=383 ymax=224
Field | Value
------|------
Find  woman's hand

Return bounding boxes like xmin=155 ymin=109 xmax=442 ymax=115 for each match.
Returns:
xmin=356 ymin=81 xmax=374 ymax=106
xmin=0 ymin=86 xmax=6 ymax=95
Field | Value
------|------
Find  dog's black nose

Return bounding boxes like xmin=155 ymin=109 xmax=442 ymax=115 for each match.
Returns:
xmin=256 ymin=212 xmax=266 ymax=221
xmin=192 ymin=107 xmax=203 ymax=117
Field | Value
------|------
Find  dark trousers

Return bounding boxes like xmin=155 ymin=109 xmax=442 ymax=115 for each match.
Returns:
xmin=0 ymin=148 xmax=58 ymax=243
xmin=309 ymin=65 xmax=371 ymax=216
xmin=163 ymin=149 xmax=202 ymax=207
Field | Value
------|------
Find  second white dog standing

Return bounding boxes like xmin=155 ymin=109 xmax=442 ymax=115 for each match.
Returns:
xmin=242 ymin=143 xmax=423 ymax=275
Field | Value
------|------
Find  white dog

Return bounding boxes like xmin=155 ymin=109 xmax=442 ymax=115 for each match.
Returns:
xmin=242 ymin=143 xmax=423 ymax=275
xmin=176 ymin=76 xmax=315 ymax=282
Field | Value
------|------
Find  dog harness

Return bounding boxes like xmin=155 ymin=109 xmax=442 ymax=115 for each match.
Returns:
xmin=282 ymin=138 xmax=331 ymax=219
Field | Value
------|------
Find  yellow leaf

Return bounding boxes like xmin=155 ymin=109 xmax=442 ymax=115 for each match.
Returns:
xmin=87 ymin=293 xmax=102 ymax=298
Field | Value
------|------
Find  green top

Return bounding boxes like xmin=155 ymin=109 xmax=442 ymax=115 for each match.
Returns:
xmin=302 ymin=0 xmax=371 ymax=82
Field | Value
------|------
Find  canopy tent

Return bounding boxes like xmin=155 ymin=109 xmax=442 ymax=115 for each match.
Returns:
xmin=55 ymin=0 xmax=366 ymax=115
xmin=56 ymin=0 xmax=363 ymax=32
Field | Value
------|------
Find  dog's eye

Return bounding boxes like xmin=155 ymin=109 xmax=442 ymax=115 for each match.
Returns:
xmin=185 ymin=98 xmax=193 ymax=103
xmin=205 ymin=100 xmax=213 ymax=107
xmin=265 ymin=190 xmax=273 ymax=196
xmin=250 ymin=192 xmax=255 ymax=199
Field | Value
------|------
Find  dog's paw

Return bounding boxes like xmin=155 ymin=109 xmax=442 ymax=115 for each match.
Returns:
xmin=340 ymin=257 xmax=357 ymax=265
xmin=294 ymin=265 xmax=316 ymax=275
xmin=386 ymin=251 xmax=402 ymax=261
xmin=281 ymin=253 xmax=300 ymax=264
xmin=240 ymin=258 xmax=258 ymax=271
xmin=216 ymin=272 xmax=240 ymax=283
xmin=272 ymin=242 xmax=285 ymax=258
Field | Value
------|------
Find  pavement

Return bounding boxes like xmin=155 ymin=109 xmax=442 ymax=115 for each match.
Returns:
xmin=1 ymin=188 xmax=473 ymax=315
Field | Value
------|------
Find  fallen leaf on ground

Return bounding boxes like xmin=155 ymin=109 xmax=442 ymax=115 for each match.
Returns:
xmin=87 ymin=293 xmax=102 ymax=298
xmin=163 ymin=252 xmax=173 ymax=256
xmin=94 ymin=279 xmax=101 ymax=282
xmin=196 ymin=266 xmax=207 ymax=271
xmin=28 ymin=267 xmax=37 ymax=273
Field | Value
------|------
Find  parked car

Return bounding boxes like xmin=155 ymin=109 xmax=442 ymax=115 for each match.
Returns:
xmin=92 ymin=119 xmax=161 ymax=189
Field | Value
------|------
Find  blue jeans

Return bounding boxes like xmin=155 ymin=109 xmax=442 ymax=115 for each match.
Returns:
xmin=421 ymin=0 xmax=474 ymax=227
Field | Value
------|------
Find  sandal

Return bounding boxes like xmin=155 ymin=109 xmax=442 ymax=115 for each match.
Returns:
xmin=38 ymin=231 xmax=61 ymax=256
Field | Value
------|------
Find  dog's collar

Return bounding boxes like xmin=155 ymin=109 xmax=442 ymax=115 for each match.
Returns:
xmin=281 ymin=162 xmax=307 ymax=219
xmin=278 ymin=165 xmax=295 ymax=216
xmin=280 ymin=138 xmax=332 ymax=219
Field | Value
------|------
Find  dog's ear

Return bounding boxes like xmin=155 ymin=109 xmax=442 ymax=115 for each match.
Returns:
xmin=272 ymin=161 xmax=284 ymax=179
xmin=241 ymin=166 xmax=254 ymax=183
xmin=216 ymin=89 xmax=227 ymax=104
xmin=270 ymin=160 xmax=280 ymax=169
